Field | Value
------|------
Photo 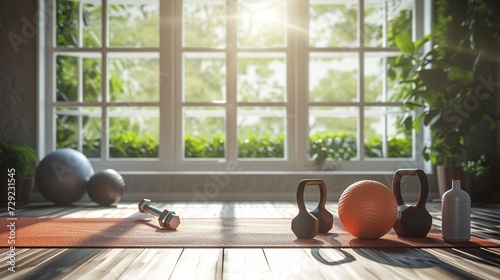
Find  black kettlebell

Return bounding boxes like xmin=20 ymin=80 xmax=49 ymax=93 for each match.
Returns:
xmin=291 ymin=179 xmax=334 ymax=239
xmin=392 ymin=169 xmax=432 ymax=238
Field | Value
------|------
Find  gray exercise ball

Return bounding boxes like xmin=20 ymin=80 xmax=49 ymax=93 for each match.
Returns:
xmin=87 ymin=169 xmax=125 ymax=206
xmin=35 ymin=148 xmax=94 ymax=205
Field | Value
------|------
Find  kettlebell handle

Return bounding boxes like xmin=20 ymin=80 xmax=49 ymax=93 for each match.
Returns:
xmin=296 ymin=179 xmax=328 ymax=212
xmin=392 ymin=169 xmax=429 ymax=208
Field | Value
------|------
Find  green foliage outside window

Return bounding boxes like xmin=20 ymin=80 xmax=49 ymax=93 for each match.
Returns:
xmin=184 ymin=134 xmax=225 ymax=158
xmin=309 ymin=132 xmax=356 ymax=162
xmin=238 ymin=134 xmax=285 ymax=158
xmin=364 ymin=136 xmax=412 ymax=158
xmin=60 ymin=133 xmax=411 ymax=160
xmin=58 ymin=131 xmax=159 ymax=158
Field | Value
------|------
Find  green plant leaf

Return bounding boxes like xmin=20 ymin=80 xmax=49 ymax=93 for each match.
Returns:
xmin=447 ymin=68 xmax=474 ymax=85
xmin=395 ymin=32 xmax=415 ymax=55
xmin=485 ymin=114 xmax=498 ymax=130
xmin=405 ymin=101 xmax=424 ymax=109
xmin=423 ymin=110 xmax=442 ymax=127
xmin=401 ymin=113 xmax=413 ymax=132
xmin=414 ymin=35 xmax=431 ymax=51
xmin=419 ymin=68 xmax=447 ymax=90
xmin=412 ymin=113 xmax=425 ymax=132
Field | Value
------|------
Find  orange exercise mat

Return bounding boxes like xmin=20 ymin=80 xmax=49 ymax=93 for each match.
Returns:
xmin=1 ymin=217 xmax=498 ymax=248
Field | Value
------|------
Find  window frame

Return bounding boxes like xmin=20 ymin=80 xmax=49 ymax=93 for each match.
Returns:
xmin=38 ymin=0 xmax=429 ymax=172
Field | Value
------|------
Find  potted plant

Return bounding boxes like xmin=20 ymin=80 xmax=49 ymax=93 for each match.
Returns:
xmin=460 ymin=154 xmax=496 ymax=202
xmin=391 ymin=0 xmax=498 ymax=197
xmin=0 ymin=140 xmax=39 ymax=205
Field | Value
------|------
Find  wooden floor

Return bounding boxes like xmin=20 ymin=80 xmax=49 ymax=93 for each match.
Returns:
xmin=1 ymin=202 xmax=499 ymax=279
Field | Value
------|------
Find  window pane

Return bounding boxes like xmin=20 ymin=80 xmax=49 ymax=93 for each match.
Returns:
xmin=108 ymin=0 xmax=159 ymax=47
xmin=238 ymin=0 xmax=286 ymax=48
xmin=364 ymin=107 xmax=412 ymax=158
xmin=56 ymin=55 xmax=78 ymax=101
xmin=237 ymin=53 xmax=286 ymax=102
xmin=56 ymin=107 xmax=102 ymax=158
xmin=108 ymin=54 xmax=159 ymax=102
xmin=83 ymin=56 xmax=102 ymax=102
xmin=82 ymin=3 xmax=102 ymax=47
xmin=309 ymin=0 xmax=358 ymax=47
xmin=238 ymin=107 xmax=285 ymax=159
xmin=183 ymin=0 xmax=226 ymax=47
xmin=309 ymin=106 xmax=358 ymax=160
xmin=365 ymin=0 xmax=413 ymax=47
xmin=364 ymin=53 xmax=399 ymax=102
xmin=108 ymin=107 xmax=159 ymax=158
xmin=56 ymin=0 xmax=79 ymax=47
xmin=56 ymin=54 xmax=101 ymax=102
xmin=183 ymin=53 xmax=226 ymax=102
xmin=309 ymin=53 xmax=358 ymax=102
xmin=184 ymin=107 xmax=225 ymax=158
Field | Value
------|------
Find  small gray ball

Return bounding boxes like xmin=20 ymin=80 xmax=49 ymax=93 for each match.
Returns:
xmin=87 ymin=169 xmax=125 ymax=206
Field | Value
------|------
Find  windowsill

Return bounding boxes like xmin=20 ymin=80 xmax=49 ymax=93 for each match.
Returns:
xmin=119 ymin=170 xmax=398 ymax=175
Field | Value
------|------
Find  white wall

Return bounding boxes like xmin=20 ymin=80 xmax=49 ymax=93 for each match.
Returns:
xmin=0 ymin=0 xmax=37 ymax=148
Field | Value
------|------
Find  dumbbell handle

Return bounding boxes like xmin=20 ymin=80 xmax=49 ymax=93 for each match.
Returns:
xmin=143 ymin=204 xmax=163 ymax=217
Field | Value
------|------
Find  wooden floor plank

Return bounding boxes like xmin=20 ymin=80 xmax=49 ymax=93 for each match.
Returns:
xmin=0 ymin=248 xmax=67 ymax=280
xmin=285 ymin=248 xmax=453 ymax=280
xmin=222 ymin=249 xmax=272 ymax=279
xmin=264 ymin=248 xmax=329 ymax=280
xmin=276 ymin=202 xmax=299 ymax=218
xmin=304 ymin=248 xmax=378 ymax=279
xmin=426 ymin=248 xmax=500 ymax=279
xmin=345 ymin=248 xmax=469 ymax=279
xmin=172 ymin=202 xmax=211 ymax=218
xmin=117 ymin=249 xmax=183 ymax=279
xmin=169 ymin=249 xmax=223 ymax=280
xmin=20 ymin=248 xmax=103 ymax=280
xmin=202 ymin=203 xmax=225 ymax=218
xmin=234 ymin=202 xmax=256 ymax=218
xmin=0 ymin=248 xmax=30 ymax=263
xmin=60 ymin=248 xmax=145 ymax=280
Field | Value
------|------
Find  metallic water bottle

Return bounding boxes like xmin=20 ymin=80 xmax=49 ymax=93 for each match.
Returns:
xmin=441 ymin=180 xmax=471 ymax=242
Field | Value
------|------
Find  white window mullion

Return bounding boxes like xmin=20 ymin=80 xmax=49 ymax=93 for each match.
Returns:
xmin=42 ymin=0 xmax=56 ymax=156
xmin=381 ymin=2 xmax=392 ymax=159
xmin=175 ymin=0 xmax=185 ymax=166
xmin=226 ymin=0 xmax=238 ymax=163
xmin=78 ymin=1 xmax=83 ymax=47
xmin=159 ymin=0 xmax=174 ymax=170
xmin=358 ymin=0 xmax=365 ymax=161
xmin=382 ymin=56 xmax=389 ymax=158
xmin=77 ymin=54 xmax=84 ymax=151
xmin=383 ymin=0 xmax=388 ymax=48
xmin=101 ymin=0 xmax=109 ymax=160
xmin=295 ymin=0 xmax=309 ymax=170
xmin=37 ymin=0 xmax=46 ymax=157
xmin=77 ymin=57 xmax=83 ymax=103
xmin=382 ymin=108 xmax=389 ymax=157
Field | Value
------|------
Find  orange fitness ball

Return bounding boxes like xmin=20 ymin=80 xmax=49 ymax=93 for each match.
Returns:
xmin=338 ymin=180 xmax=397 ymax=239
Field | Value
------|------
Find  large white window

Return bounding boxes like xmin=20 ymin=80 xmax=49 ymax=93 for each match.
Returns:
xmin=39 ymin=0 xmax=426 ymax=172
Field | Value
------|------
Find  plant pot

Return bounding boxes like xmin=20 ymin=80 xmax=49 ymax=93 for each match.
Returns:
xmin=1 ymin=176 xmax=34 ymax=206
xmin=436 ymin=165 xmax=468 ymax=198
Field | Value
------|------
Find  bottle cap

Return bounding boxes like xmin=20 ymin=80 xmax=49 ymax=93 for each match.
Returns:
xmin=443 ymin=179 xmax=470 ymax=202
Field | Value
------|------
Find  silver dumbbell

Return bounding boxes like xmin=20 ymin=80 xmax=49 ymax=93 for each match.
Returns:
xmin=138 ymin=199 xmax=180 ymax=230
